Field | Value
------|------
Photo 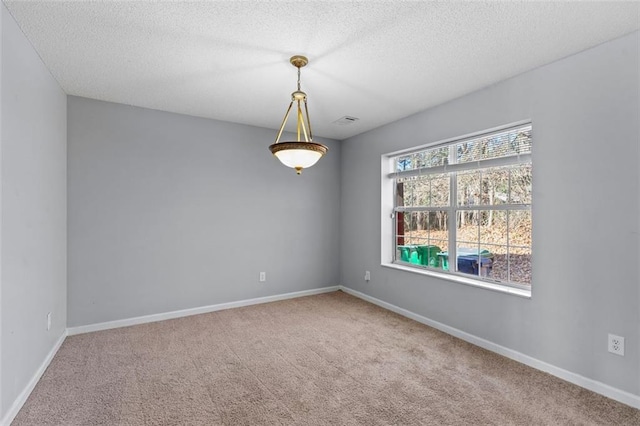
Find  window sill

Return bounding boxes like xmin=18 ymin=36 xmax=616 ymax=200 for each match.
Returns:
xmin=381 ymin=262 xmax=532 ymax=299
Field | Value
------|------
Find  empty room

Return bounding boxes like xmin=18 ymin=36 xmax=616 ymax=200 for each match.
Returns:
xmin=1 ymin=1 xmax=639 ymax=425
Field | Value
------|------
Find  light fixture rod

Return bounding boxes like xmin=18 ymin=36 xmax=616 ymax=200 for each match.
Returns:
xmin=297 ymin=102 xmax=302 ymax=141
xmin=298 ymin=103 xmax=309 ymax=142
xmin=274 ymin=101 xmax=294 ymax=144
xmin=303 ymin=99 xmax=313 ymax=141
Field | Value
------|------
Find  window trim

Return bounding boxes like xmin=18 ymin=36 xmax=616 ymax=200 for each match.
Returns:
xmin=381 ymin=262 xmax=531 ymax=298
xmin=381 ymin=120 xmax=532 ymax=297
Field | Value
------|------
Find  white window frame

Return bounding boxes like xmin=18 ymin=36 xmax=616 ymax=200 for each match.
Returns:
xmin=381 ymin=121 xmax=532 ymax=298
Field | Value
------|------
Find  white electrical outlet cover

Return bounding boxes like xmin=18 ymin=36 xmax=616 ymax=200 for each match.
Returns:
xmin=608 ymin=334 xmax=625 ymax=356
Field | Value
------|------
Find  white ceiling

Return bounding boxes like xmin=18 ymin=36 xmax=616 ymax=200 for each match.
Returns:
xmin=3 ymin=1 xmax=639 ymax=141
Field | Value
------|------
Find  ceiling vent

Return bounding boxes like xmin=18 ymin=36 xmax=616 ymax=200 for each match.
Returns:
xmin=333 ymin=116 xmax=360 ymax=125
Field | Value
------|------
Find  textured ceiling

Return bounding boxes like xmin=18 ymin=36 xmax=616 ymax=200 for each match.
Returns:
xmin=3 ymin=1 xmax=639 ymax=141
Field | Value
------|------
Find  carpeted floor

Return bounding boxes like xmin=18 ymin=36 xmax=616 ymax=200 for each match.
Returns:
xmin=12 ymin=291 xmax=640 ymax=425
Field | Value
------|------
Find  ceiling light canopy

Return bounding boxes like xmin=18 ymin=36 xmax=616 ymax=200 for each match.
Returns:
xmin=269 ymin=55 xmax=328 ymax=175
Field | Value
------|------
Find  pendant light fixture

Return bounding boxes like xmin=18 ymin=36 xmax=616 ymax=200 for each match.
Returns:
xmin=269 ymin=55 xmax=328 ymax=175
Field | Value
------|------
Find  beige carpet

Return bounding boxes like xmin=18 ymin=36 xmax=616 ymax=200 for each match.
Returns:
xmin=12 ymin=291 xmax=640 ymax=425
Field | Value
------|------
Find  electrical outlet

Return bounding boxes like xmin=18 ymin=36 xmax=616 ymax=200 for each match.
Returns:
xmin=47 ymin=312 xmax=52 ymax=331
xmin=364 ymin=270 xmax=371 ymax=281
xmin=259 ymin=272 xmax=266 ymax=282
xmin=608 ymin=334 xmax=624 ymax=356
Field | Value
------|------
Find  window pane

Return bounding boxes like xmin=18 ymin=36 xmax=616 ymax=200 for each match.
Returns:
xmin=456 ymin=138 xmax=488 ymax=163
xmin=510 ymin=128 xmax=532 ymax=155
xmin=420 ymin=147 xmax=450 ymax=170
xmin=404 ymin=174 xmax=452 ymax=208
xmin=427 ymin=210 xmax=449 ymax=254
xmin=510 ymin=164 xmax=532 ymax=204
xmin=405 ymin=212 xmax=426 ymax=244
xmin=396 ymin=156 xmax=413 ymax=172
xmin=419 ymin=146 xmax=450 ymax=168
xmin=395 ymin=211 xmax=449 ymax=266
xmin=487 ymin=245 xmax=508 ymax=282
xmin=405 ymin=211 xmax=416 ymax=236
xmin=398 ymin=177 xmax=416 ymax=207
xmin=457 ymin=171 xmax=481 ymax=206
xmin=395 ymin=212 xmax=406 ymax=247
xmin=480 ymin=210 xmax=507 ymax=245
xmin=456 ymin=126 xmax=532 ymax=164
xmin=430 ymin=239 xmax=448 ymax=254
xmin=480 ymin=167 xmax=509 ymax=205
xmin=456 ymin=210 xmax=479 ymax=245
xmin=396 ymin=181 xmax=405 ymax=208
xmin=406 ymin=178 xmax=417 ymax=207
xmin=456 ymin=208 xmax=497 ymax=278
xmin=509 ymin=210 xmax=532 ymax=248
xmin=396 ymin=145 xmax=450 ymax=172
xmin=509 ymin=247 xmax=531 ymax=285
xmin=453 ymin=244 xmax=495 ymax=278
xmin=430 ymin=173 xmax=450 ymax=207
xmin=452 ymin=207 xmax=531 ymax=285
xmin=405 ymin=215 xmax=413 ymax=247
xmin=412 ymin=176 xmax=430 ymax=207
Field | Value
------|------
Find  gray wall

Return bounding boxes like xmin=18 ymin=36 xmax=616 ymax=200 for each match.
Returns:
xmin=340 ymin=31 xmax=640 ymax=396
xmin=67 ymin=97 xmax=341 ymax=327
xmin=0 ymin=3 xmax=67 ymax=418
xmin=2 ymin=4 xmax=636 ymax=416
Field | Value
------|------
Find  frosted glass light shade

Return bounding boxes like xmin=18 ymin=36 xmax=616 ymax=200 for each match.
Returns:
xmin=269 ymin=142 xmax=328 ymax=174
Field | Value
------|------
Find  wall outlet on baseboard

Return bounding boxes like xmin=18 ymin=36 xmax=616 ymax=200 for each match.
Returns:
xmin=608 ymin=334 xmax=624 ymax=356
xmin=259 ymin=272 xmax=266 ymax=282
xmin=47 ymin=312 xmax=52 ymax=331
xmin=364 ymin=271 xmax=371 ymax=281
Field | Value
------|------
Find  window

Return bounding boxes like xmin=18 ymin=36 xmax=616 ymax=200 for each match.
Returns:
xmin=384 ymin=123 xmax=532 ymax=291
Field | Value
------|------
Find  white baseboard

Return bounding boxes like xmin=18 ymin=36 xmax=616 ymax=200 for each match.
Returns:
xmin=339 ymin=285 xmax=640 ymax=410
xmin=67 ymin=286 xmax=340 ymax=336
xmin=1 ymin=331 xmax=67 ymax=426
